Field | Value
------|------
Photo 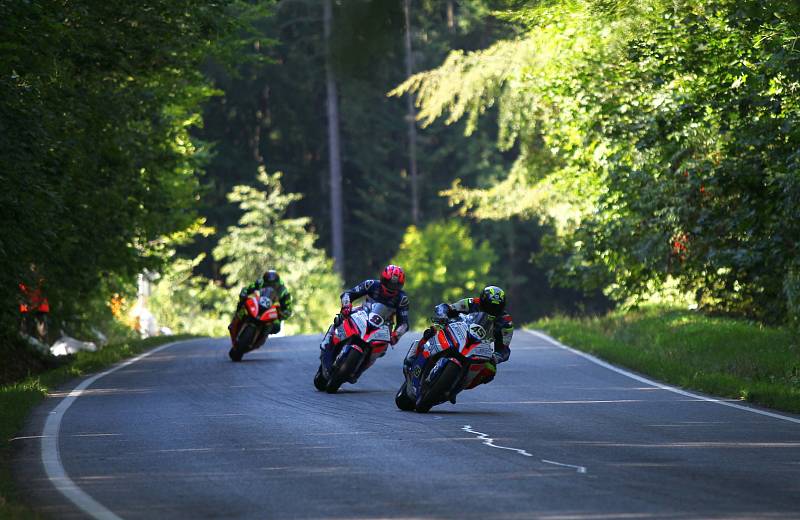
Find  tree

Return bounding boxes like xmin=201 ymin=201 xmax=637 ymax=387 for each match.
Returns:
xmin=0 ymin=0 xmax=246 ymax=341
xmin=324 ymin=0 xmax=346 ymax=278
xmin=213 ymin=167 xmax=342 ymax=334
xmin=391 ymin=219 xmax=495 ymax=329
xmin=395 ymin=0 xmax=800 ymax=323
xmin=194 ymin=0 xmax=519 ymax=285
xmin=149 ymin=254 xmax=231 ymax=337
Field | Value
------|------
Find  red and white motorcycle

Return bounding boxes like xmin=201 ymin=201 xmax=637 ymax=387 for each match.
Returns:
xmin=314 ymin=302 xmax=394 ymax=393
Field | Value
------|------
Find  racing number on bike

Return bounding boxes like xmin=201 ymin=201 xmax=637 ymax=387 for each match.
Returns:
xmin=468 ymin=323 xmax=486 ymax=340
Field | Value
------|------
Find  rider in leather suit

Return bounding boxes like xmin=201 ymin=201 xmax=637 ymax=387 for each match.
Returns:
xmin=321 ymin=265 xmax=410 ymax=382
xmin=405 ymin=285 xmax=513 ymax=397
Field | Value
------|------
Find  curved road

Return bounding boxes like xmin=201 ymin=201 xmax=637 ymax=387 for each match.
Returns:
xmin=14 ymin=331 xmax=800 ymax=519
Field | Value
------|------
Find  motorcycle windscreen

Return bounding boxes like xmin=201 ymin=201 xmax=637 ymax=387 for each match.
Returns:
xmin=366 ymin=302 xmax=394 ymax=326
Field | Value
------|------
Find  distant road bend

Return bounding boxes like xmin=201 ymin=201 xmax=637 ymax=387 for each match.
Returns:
xmin=14 ymin=331 xmax=800 ymax=519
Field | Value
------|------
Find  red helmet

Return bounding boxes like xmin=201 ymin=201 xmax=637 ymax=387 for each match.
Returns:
xmin=380 ymin=264 xmax=405 ymax=296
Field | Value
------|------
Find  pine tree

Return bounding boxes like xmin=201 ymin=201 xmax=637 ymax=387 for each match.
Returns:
xmin=213 ymin=167 xmax=342 ymax=334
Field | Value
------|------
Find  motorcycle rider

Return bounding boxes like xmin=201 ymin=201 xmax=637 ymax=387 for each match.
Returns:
xmin=320 ymin=264 xmax=410 ymax=382
xmin=228 ymin=269 xmax=293 ymax=344
xmin=405 ymin=285 xmax=513 ymax=400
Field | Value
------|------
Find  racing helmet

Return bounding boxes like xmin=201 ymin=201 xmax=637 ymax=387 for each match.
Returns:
xmin=380 ymin=264 xmax=405 ymax=296
xmin=479 ymin=285 xmax=506 ymax=316
xmin=263 ymin=269 xmax=281 ymax=287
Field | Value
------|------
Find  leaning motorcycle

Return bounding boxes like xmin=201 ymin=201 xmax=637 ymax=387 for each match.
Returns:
xmin=314 ymin=302 xmax=393 ymax=393
xmin=229 ymin=287 xmax=281 ymax=362
xmin=396 ymin=309 xmax=495 ymax=413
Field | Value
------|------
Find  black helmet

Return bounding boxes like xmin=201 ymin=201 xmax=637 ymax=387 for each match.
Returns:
xmin=479 ymin=285 xmax=506 ymax=316
xmin=263 ymin=269 xmax=280 ymax=286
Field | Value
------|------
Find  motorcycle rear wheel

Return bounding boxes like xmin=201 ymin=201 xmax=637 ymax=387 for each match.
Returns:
xmin=416 ymin=362 xmax=461 ymax=413
xmin=325 ymin=349 xmax=362 ymax=394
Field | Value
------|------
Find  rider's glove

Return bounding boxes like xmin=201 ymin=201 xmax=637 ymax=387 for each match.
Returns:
xmin=340 ymin=303 xmax=352 ymax=316
xmin=446 ymin=304 xmax=459 ymax=319
xmin=390 ymin=331 xmax=399 ymax=345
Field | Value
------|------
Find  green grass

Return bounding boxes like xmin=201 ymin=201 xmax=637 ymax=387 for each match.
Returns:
xmin=0 ymin=334 xmax=197 ymax=519
xmin=532 ymin=306 xmax=800 ymax=414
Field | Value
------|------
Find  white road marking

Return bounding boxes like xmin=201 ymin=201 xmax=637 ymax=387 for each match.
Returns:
xmin=541 ymin=459 xmax=588 ymax=473
xmin=41 ymin=340 xmax=186 ymax=520
xmin=462 ymin=424 xmax=533 ymax=457
xmin=525 ymin=329 xmax=800 ymax=425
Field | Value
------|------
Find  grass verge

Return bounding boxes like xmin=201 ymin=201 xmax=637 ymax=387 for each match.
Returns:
xmin=0 ymin=334 xmax=197 ymax=519
xmin=532 ymin=306 xmax=800 ymax=414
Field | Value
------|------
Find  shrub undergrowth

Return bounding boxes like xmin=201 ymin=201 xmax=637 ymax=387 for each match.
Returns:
xmin=533 ymin=306 xmax=800 ymax=413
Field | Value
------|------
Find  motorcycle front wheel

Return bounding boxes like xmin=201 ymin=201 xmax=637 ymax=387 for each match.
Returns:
xmin=313 ymin=365 xmax=327 ymax=391
xmin=325 ymin=349 xmax=363 ymax=394
xmin=395 ymin=383 xmax=415 ymax=411
xmin=231 ymin=323 xmax=258 ymax=362
xmin=415 ymin=362 xmax=461 ymax=413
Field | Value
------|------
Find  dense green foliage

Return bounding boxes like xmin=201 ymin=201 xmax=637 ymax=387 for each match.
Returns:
xmin=391 ymin=220 xmax=495 ymax=328
xmin=0 ymin=1 xmax=243 ymax=341
xmin=535 ymin=307 xmax=800 ymax=413
xmin=398 ymin=0 xmax=800 ymax=324
xmin=149 ymin=253 xmax=231 ymax=337
xmin=191 ymin=0 xmax=599 ymax=324
xmin=213 ymin=168 xmax=342 ymax=334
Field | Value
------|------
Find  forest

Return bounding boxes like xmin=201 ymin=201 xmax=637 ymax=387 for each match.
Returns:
xmin=3 ymin=0 xmax=799 ymax=357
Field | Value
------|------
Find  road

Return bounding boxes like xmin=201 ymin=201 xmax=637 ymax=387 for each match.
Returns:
xmin=14 ymin=331 xmax=800 ymax=519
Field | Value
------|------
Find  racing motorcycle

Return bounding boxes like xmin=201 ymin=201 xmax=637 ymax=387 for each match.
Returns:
xmin=228 ymin=286 xmax=281 ymax=362
xmin=396 ymin=306 xmax=495 ymax=413
xmin=314 ymin=302 xmax=394 ymax=393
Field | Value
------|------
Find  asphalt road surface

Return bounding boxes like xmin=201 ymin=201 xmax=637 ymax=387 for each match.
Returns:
xmin=14 ymin=331 xmax=800 ymax=519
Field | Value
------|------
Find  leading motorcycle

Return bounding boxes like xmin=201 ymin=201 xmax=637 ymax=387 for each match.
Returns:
xmin=229 ymin=286 xmax=281 ymax=362
xmin=314 ymin=302 xmax=394 ymax=393
xmin=396 ymin=308 xmax=495 ymax=413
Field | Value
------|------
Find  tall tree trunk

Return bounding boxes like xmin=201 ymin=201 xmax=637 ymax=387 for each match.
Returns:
xmin=324 ymin=0 xmax=345 ymax=279
xmin=446 ymin=1 xmax=455 ymax=33
xmin=403 ymin=0 xmax=420 ymax=224
xmin=252 ymin=84 xmax=269 ymax=165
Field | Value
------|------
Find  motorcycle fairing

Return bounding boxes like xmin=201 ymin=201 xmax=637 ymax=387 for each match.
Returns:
xmin=244 ymin=290 xmax=280 ymax=322
xmin=321 ymin=306 xmax=391 ymax=379
xmin=404 ymin=316 xmax=495 ymax=401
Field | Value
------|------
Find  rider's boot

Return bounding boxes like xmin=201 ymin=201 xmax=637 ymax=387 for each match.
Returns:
xmin=348 ymin=354 xmax=380 ymax=384
xmin=449 ymin=381 xmax=464 ymax=404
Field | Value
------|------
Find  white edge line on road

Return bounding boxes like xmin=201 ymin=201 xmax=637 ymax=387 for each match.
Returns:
xmin=41 ymin=340 xmax=189 ymax=520
xmin=524 ymin=329 xmax=800 ymax=425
